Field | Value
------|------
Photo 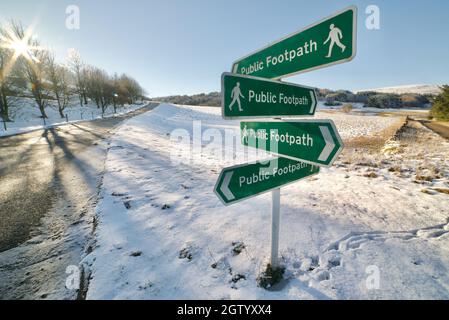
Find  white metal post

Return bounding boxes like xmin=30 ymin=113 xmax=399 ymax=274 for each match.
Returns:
xmin=271 ymin=188 xmax=281 ymax=268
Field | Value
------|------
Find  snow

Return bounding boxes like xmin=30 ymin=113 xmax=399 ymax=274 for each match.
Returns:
xmin=313 ymin=111 xmax=400 ymax=140
xmin=83 ymin=103 xmax=449 ymax=299
xmin=0 ymin=98 xmax=146 ymax=137
xmin=355 ymin=84 xmax=442 ymax=95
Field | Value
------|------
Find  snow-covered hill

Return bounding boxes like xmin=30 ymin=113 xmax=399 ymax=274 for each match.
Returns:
xmin=356 ymin=84 xmax=442 ymax=95
xmin=82 ymin=104 xmax=449 ymax=299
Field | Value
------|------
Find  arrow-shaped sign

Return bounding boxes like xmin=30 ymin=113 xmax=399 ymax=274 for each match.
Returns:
xmin=318 ymin=126 xmax=335 ymax=162
xmin=221 ymin=72 xmax=317 ymax=119
xmin=240 ymin=120 xmax=344 ymax=167
xmin=232 ymin=6 xmax=357 ymax=79
xmin=220 ymin=172 xmax=235 ymax=201
xmin=214 ymin=157 xmax=319 ymax=205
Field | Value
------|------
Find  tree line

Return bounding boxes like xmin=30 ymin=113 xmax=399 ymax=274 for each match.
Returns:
xmin=0 ymin=21 xmax=146 ymax=122
xmin=318 ymin=88 xmax=433 ymax=109
xmin=155 ymin=92 xmax=221 ymax=107
xmin=156 ymin=88 xmax=435 ymax=110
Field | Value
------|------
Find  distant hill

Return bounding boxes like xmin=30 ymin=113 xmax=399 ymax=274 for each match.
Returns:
xmin=153 ymin=92 xmax=220 ymax=107
xmin=153 ymin=84 xmax=442 ymax=109
xmin=356 ymin=84 xmax=442 ymax=96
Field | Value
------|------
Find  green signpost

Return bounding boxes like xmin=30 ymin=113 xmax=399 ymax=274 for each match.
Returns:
xmin=214 ymin=157 xmax=319 ymax=205
xmin=215 ymin=6 xmax=355 ymax=269
xmin=231 ymin=6 xmax=357 ymax=79
xmin=240 ymin=120 xmax=343 ymax=167
xmin=221 ymin=72 xmax=317 ymax=119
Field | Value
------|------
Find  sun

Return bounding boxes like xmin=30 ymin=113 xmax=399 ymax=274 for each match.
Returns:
xmin=0 ymin=25 xmax=45 ymax=63
xmin=9 ymin=39 xmax=31 ymax=59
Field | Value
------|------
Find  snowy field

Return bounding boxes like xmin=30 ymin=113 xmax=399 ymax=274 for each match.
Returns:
xmin=83 ymin=104 xmax=449 ymax=299
xmin=0 ymin=98 xmax=147 ymax=137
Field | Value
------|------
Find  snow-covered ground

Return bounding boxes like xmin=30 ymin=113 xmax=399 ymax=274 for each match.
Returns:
xmin=0 ymin=98 xmax=147 ymax=137
xmin=83 ymin=104 xmax=449 ymax=299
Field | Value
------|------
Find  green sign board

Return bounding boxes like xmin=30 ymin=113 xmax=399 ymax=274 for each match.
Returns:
xmin=221 ymin=72 xmax=317 ymax=119
xmin=240 ymin=120 xmax=343 ymax=167
xmin=231 ymin=6 xmax=357 ymax=79
xmin=214 ymin=157 xmax=319 ymax=205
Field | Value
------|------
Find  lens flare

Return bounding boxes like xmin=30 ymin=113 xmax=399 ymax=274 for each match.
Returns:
xmin=0 ymin=24 xmax=46 ymax=79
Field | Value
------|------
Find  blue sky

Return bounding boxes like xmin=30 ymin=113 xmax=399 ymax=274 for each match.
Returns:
xmin=1 ymin=0 xmax=448 ymax=96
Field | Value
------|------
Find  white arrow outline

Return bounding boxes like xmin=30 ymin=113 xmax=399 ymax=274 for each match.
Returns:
xmin=220 ymin=172 xmax=235 ymax=201
xmin=318 ymin=126 xmax=335 ymax=162
xmin=309 ymin=91 xmax=317 ymax=114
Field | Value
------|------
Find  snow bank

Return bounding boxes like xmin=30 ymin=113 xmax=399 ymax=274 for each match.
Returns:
xmin=84 ymin=104 xmax=449 ymax=299
xmin=0 ymin=98 xmax=146 ymax=137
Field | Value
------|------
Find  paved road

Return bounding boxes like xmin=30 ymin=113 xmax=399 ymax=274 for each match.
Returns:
xmin=0 ymin=103 xmax=158 ymax=299
xmin=419 ymin=120 xmax=449 ymax=140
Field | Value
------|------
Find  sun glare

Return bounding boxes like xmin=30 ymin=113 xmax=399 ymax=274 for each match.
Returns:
xmin=0 ymin=25 xmax=45 ymax=65
xmin=9 ymin=39 xmax=31 ymax=58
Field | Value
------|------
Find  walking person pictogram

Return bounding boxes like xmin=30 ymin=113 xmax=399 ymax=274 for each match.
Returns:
xmin=241 ymin=125 xmax=249 ymax=143
xmin=229 ymin=82 xmax=245 ymax=112
xmin=323 ymin=24 xmax=346 ymax=58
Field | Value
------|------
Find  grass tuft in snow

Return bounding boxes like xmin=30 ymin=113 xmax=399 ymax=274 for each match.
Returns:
xmin=363 ymin=172 xmax=379 ymax=178
xmin=433 ymin=188 xmax=449 ymax=195
xmin=179 ymin=247 xmax=193 ymax=261
xmin=421 ymin=188 xmax=435 ymax=195
xmin=231 ymin=274 xmax=246 ymax=283
xmin=257 ymin=264 xmax=285 ymax=289
xmin=231 ymin=242 xmax=246 ymax=256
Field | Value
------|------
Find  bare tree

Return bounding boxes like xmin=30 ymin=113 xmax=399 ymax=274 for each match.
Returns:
xmin=118 ymin=74 xmax=145 ymax=104
xmin=0 ymin=25 xmax=13 ymax=122
xmin=84 ymin=65 xmax=101 ymax=108
xmin=0 ymin=23 xmax=26 ymax=122
xmin=47 ymin=52 xmax=72 ymax=118
xmin=67 ymin=48 xmax=87 ymax=106
xmin=8 ymin=22 xmax=49 ymax=119
xmin=2 ymin=21 xmax=147 ymax=123
xmin=98 ymin=70 xmax=114 ymax=114
xmin=84 ymin=66 xmax=114 ymax=114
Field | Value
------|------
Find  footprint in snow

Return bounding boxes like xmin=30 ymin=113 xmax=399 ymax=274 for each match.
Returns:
xmin=123 ymin=201 xmax=131 ymax=209
xmin=130 ymin=251 xmax=142 ymax=257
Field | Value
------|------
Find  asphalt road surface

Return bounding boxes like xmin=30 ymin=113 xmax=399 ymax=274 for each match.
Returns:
xmin=0 ymin=103 xmax=158 ymax=299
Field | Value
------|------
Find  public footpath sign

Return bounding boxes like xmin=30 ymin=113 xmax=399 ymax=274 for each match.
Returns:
xmin=221 ymin=72 xmax=317 ymax=119
xmin=231 ymin=6 xmax=357 ymax=79
xmin=240 ymin=120 xmax=343 ymax=167
xmin=214 ymin=157 xmax=319 ymax=205
xmin=214 ymin=6 xmax=354 ymax=269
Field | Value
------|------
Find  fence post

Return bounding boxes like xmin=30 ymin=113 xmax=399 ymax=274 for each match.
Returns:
xmin=2 ymin=118 xmax=6 ymax=131
xmin=66 ymin=114 xmax=69 ymax=122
